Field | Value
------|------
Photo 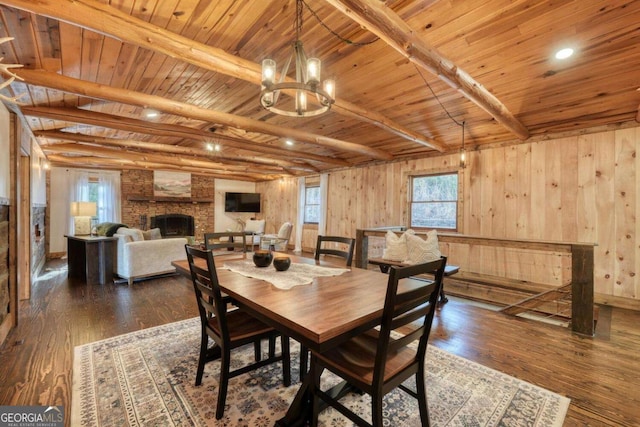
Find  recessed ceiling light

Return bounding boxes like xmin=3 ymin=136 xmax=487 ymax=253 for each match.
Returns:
xmin=555 ymin=48 xmax=574 ymax=60
xmin=285 ymin=140 xmax=294 ymax=146
xmin=206 ymin=143 xmax=214 ymax=151
xmin=143 ymin=108 xmax=159 ymax=118
xmin=214 ymin=144 xmax=221 ymax=152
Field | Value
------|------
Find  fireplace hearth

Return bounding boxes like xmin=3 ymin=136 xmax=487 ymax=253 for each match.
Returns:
xmin=151 ymin=214 xmax=194 ymax=237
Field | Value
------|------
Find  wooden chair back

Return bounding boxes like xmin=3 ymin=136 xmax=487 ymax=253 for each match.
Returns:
xmin=375 ymin=256 xmax=446 ymax=389
xmin=185 ymin=245 xmax=230 ymax=346
xmin=315 ymin=235 xmax=356 ymax=267
xmin=185 ymin=244 xmax=291 ymax=419
xmin=204 ymin=231 xmax=246 ymax=252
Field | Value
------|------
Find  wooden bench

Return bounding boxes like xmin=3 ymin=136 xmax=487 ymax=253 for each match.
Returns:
xmin=368 ymin=257 xmax=460 ymax=304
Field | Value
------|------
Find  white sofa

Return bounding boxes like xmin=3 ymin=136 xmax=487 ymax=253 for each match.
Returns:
xmin=113 ymin=227 xmax=187 ymax=285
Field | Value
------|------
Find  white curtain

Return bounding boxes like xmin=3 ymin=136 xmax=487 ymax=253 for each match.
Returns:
xmin=67 ymin=169 xmax=90 ymax=234
xmin=67 ymin=169 xmax=121 ymax=234
xmin=318 ymin=173 xmax=329 ymax=236
xmin=97 ymin=171 xmax=121 ymax=223
xmin=294 ymin=177 xmax=305 ymax=253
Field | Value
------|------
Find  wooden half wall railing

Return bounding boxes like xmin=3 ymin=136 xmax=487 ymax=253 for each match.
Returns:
xmin=355 ymin=227 xmax=596 ymax=336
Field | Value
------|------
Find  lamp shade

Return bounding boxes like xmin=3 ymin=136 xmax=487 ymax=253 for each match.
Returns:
xmin=70 ymin=201 xmax=97 ymax=217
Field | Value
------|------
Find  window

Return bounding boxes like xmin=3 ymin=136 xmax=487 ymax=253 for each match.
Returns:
xmin=304 ymin=186 xmax=320 ymax=224
xmin=87 ymin=178 xmax=100 ymax=220
xmin=410 ymin=172 xmax=459 ymax=230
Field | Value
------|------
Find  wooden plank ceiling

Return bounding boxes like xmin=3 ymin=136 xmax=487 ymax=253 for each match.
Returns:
xmin=0 ymin=0 xmax=639 ymax=181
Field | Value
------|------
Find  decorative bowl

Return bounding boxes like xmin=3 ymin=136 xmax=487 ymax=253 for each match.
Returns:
xmin=273 ymin=256 xmax=291 ymax=272
xmin=253 ymin=250 xmax=273 ymax=267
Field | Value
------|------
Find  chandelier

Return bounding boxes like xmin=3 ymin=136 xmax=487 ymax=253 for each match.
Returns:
xmin=260 ymin=0 xmax=335 ymax=117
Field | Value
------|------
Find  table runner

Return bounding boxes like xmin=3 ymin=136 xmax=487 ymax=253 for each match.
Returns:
xmin=222 ymin=259 xmax=348 ymax=290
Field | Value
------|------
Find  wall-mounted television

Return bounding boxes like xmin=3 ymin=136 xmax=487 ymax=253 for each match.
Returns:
xmin=224 ymin=192 xmax=261 ymax=213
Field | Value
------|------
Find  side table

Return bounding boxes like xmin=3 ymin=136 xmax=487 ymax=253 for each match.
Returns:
xmin=65 ymin=235 xmax=116 ymax=285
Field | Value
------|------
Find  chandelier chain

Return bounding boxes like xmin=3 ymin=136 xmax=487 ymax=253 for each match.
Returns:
xmin=414 ymin=64 xmax=465 ymax=128
xmin=295 ymin=0 xmax=303 ymax=40
xmin=301 ymin=0 xmax=379 ymax=46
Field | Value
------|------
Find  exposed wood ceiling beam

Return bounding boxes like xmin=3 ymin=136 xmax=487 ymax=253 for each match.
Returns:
xmin=17 ymin=68 xmax=391 ymax=160
xmin=35 ymin=130 xmax=319 ymax=173
xmin=46 ymin=154 xmax=263 ymax=181
xmin=323 ymin=0 xmax=530 ymax=141
xmin=43 ymin=144 xmax=277 ymax=180
xmin=2 ymin=0 xmax=445 ymax=151
xmin=21 ymin=105 xmax=350 ymax=167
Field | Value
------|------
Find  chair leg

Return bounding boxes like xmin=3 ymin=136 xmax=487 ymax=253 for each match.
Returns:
xmin=299 ymin=344 xmax=309 ymax=377
xmin=254 ymin=340 xmax=262 ymax=361
xmin=195 ymin=334 xmax=208 ymax=386
xmin=416 ymin=369 xmax=430 ymax=426
xmin=438 ymin=279 xmax=449 ymax=305
xmin=281 ymin=335 xmax=291 ymax=386
xmin=216 ymin=349 xmax=231 ymax=420
xmin=269 ymin=336 xmax=276 ymax=357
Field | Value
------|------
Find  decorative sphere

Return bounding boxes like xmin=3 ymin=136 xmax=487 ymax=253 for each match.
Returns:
xmin=253 ymin=250 xmax=273 ymax=267
xmin=273 ymin=256 xmax=291 ymax=271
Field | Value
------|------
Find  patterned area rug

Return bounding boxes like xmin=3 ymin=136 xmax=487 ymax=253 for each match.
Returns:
xmin=72 ymin=318 xmax=569 ymax=426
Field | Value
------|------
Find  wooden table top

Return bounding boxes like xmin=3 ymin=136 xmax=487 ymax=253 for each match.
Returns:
xmin=172 ymin=252 xmax=418 ymax=352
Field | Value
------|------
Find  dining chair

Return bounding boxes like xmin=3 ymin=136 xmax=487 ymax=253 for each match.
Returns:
xmin=309 ymin=257 xmax=447 ymax=427
xmin=185 ymin=245 xmax=291 ymax=419
xmin=314 ymin=235 xmax=356 ymax=267
xmin=299 ymin=235 xmax=357 ymax=375
xmin=204 ymin=231 xmax=247 ymax=252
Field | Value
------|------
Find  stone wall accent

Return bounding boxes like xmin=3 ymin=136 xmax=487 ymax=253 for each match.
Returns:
xmin=0 ymin=204 xmax=9 ymax=325
xmin=120 ymin=170 xmax=214 ymax=241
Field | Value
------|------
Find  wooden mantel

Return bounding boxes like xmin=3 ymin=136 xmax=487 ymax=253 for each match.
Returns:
xmin=126 ymin=195 xmax=214 ymax=203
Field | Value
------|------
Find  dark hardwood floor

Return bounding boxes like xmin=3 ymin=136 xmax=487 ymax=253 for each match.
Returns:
xmin=1 ymin=259 xmax=639 ymax=426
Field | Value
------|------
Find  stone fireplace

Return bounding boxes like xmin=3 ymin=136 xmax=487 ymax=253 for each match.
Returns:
xmin=120 ymin=170 xmax=214 ymax=241
xmin=151 ymin=214 xmax=195 ymax=237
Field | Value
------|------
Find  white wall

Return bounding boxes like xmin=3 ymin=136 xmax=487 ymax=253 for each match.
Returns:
xmin=30 ymin=143 xmax=47 ymax=205
xmin=0 ymin=103 xmax=9 ymax=200
xmin=49 ymin=167 xmax=71 ymax=253
xmin=214 ymin=179 xmax=256 ymax=232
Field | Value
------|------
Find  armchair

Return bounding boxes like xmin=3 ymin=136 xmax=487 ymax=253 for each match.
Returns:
xmin=259 ymin=222 xmax=293 ymax=251
xmin=243 ymin=219 xmax=266 ymax=247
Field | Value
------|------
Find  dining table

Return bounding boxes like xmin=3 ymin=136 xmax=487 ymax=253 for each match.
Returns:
xmin=172 ymin=251 xmax=425 ymax=426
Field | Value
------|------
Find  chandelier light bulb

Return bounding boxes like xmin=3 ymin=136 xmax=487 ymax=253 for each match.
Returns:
xmin=262 ymin=59 xmax=276 ymax=85
xmin=296 ymin=90 xmax=307 ymax=113
xmin=306 ymin=58 xmax=321 ymax=85
xmin=323 ymin=79 xmax=335 ymax=100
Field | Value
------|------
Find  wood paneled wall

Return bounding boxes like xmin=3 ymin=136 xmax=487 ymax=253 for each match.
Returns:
xmin=258 ymin=126 xmax=640 ymax=307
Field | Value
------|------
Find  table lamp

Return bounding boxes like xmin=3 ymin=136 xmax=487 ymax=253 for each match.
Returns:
xmin=71 ymin=201 xmax=97 ymax=235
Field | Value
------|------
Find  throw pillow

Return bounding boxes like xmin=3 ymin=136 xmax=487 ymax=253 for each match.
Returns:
xmin=116 ymin=227 xmax=145 ymax=242
xmin=405 ymin=230 xmax=441 ymax=264
xmin=95 ymin=222 xmax=128 ymax=237
xmin=381 ymin=229 xmax=415 ymax=262
xmin=142 ymin=228 xmax=162 ymax=240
